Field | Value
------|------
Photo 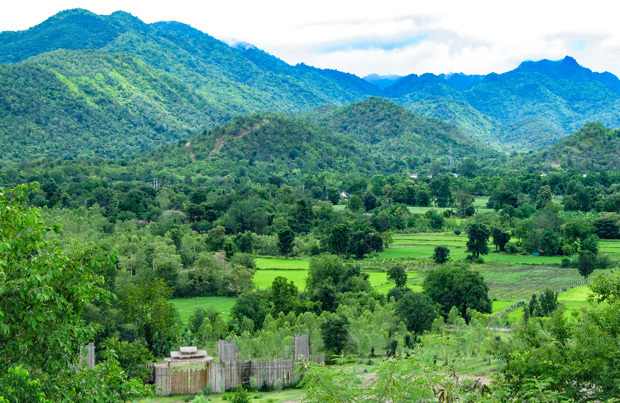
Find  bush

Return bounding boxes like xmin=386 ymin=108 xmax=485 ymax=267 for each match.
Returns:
xmin=453 ymin=228 xmax=462 ymax=236
xmin=505 ymin=242 xmax=519 ymax=254
xmin=231 ymin=385 xmax=251 ymax=403
xmin=561 ymin=257 xmax=573 ymax=268
xmin=432 ymin=246 xmax=450 ymax=264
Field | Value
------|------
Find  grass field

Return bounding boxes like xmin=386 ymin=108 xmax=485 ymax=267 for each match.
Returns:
xmin=255 ymin=257 xmax=309 ymax=269
xmin=558 ymin=284 xmax=595 ymax=314
xmin=384 ymin=233 xmax=565 ymax=265
xmin=172 ymin=233 xmax=598 ymax=324
xmin=171 ymin=297 xmax=236 ymax=323
xmin=334 ymin=197 xmax=493 ymax=215
xmin=599 ymin=239 xmax=620 ymax=258
xmin=254 ymin=269 xmax=309 ymax=290
xmin=478 ymin=264 xmax=582 ymax=302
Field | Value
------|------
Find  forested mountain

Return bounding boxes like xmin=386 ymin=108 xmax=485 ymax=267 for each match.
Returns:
xmin=2 ymin=8 xmax=620 ymax=161
xmin=134 ymin=113 xmax=376 ymax=182
xmin=0 ymin=8 xmax=375 ymax=109
xmin=388 ymin=57 xmax=620 ymax=151
xmin=0 ymin=50 xmax=229 ymax=160
xmin=0 ymin=9 xmax=374 ymax=161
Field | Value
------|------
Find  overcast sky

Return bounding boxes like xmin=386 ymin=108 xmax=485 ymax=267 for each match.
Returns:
xmin=1 ymin=0 xmax=618 ymax=78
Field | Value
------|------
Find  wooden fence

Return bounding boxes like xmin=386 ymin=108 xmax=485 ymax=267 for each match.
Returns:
xmin=154 ymin=334 xmax=323 ymax=396
xmin=154 ymin=354 xmax=324 ymax=396
xmin=154 ymin=364 xmax=209 ymax=396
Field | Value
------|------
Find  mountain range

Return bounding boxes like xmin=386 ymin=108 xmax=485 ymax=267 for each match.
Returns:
xmin=1 ymin=8 xmax=620 ymax=162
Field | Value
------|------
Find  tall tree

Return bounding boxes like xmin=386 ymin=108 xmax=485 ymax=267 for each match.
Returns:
xmin=395 ymin=293 xmax=438 ymax=334
xmin=387 ymin=266 xmax=408 ymax=288
xmin=277 ymin=226 xmax=295 ymax=256
xmin=423 ymin=263 xmax=492 ymax=318
xmin=432 ymin=246 xmax=450 ymax=264
xmin=577 ymin=250 xmax=597 ymax=280
xmin=328 ymin=224 xmax=350 ymax=257
xmin=320 ymin=315 xmax=350 ymax=355
xmin=535 ymin=185 xmax=553 ymax=209
xmin=269 ymin=276 xmax=299 ymax=315
xmin=491 ymin=227 xmax=511 ymax=252
xmin=466 ymin=224 xmax=490 ymax=260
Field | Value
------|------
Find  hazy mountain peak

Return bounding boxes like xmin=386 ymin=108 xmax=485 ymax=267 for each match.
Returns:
xmin=514 ymin=55 xmax=592 ymax=79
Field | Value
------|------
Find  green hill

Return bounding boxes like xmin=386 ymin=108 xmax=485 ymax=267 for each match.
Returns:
xmin=308 ymin=97 xmax=502 ymax=169
xmin=2 ymin=9 xmax=620 ymax=160
xmin=532 ymin=122 xmax=620 ymax=172
xmin=130 ymin=113 xmax=377 ymax=182
xmin=130 ymin=101 xmax=502 ymax=184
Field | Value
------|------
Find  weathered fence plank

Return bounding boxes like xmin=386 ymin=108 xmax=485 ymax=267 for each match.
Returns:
xmin=154 ymin=363 xmax=171 ymax=396
xmin=172 ymin=369 xmax=189 ymax=395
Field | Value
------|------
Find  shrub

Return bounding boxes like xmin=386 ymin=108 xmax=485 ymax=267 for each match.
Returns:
xmin=231 ymin=385 xmax=251 ymax=403
xmin=505 ymin=242 xmax=519 ymax=254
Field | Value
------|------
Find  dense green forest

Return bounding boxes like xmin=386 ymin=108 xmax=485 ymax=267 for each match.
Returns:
xmin=4 ymin=8 xmax=620 ymax=403
xmin=2 ymin=9 xmax=620 ymax=162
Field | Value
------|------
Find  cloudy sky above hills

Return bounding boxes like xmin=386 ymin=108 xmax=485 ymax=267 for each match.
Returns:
xmin=2 ymin=0 xmax=618 ymax=77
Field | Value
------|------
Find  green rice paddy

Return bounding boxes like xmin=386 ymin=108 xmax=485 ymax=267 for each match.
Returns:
xmin=171 ymin=296 xmax=236 ymax=323
xmin=174 ymin=232 xmax=602 ymax=323
xmin=254 ymin=269 xmax=308 ymax=290
xmin=255 ymin=257 xmax=309 ymax=269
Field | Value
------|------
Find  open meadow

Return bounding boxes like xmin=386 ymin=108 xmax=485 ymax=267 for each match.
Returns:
xmin=171 ymin=297 xmax=236 ymax=323
xmin=173 ymin=233 xmax=605 ymax=324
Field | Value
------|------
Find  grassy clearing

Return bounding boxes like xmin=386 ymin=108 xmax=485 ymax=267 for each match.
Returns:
xmin=491 ymin=300 xmax=514 ymax=313
xmin=392 ymin=239 xmax=466 ymax=246
xmin=204 ymin=388 xmax=305 ymax=403
xmin=599 ymin=239 xmax=620 ymax=258
xmin=473 ymin=196 xmax=489 ymax=208
xmin=386 ymin=234 xmax=565 ymax=265
xmin=171 ymin=297 xmax=236 ymax=323
xmin=482 ymin=253 xmax=563 ymax=265
xmin=255 ymin=257 xmax=309 ymax=269
xmin=254 ymin=269 xmax=308 ymax=290
xmin=558 ymin=284 xmax=591 ymax=302
xmin=380 ymin=245 xmax=469 ymax=260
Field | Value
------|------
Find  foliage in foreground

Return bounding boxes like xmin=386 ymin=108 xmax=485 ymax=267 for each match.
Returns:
xmin=494 ymin=269 xmax=620 ymax=401
xmin=0 ymin=184 xmax=153 ymax=402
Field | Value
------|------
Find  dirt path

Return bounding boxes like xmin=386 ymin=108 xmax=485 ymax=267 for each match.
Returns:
xmin=210 ymin=119 xmax=269 ymax=156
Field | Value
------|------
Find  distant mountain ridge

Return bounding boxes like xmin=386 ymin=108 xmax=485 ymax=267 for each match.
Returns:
xmin=385 ymin=56 xmax=620 ymax=150
xmin=1 ymin=8 xmax=620 ymax=161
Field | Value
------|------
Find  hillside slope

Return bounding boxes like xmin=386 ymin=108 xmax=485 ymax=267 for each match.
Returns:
xmin=531 ymin=122 xmax=620 ymax=172
xmin=2 ymin=9 xmax=620 ymax=159
xmin=0 ymin=50 xmax=228 ymax=160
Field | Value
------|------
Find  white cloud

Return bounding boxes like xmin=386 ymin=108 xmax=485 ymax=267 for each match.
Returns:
xmin=2 ymin=0 xmax=620 ymax=77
